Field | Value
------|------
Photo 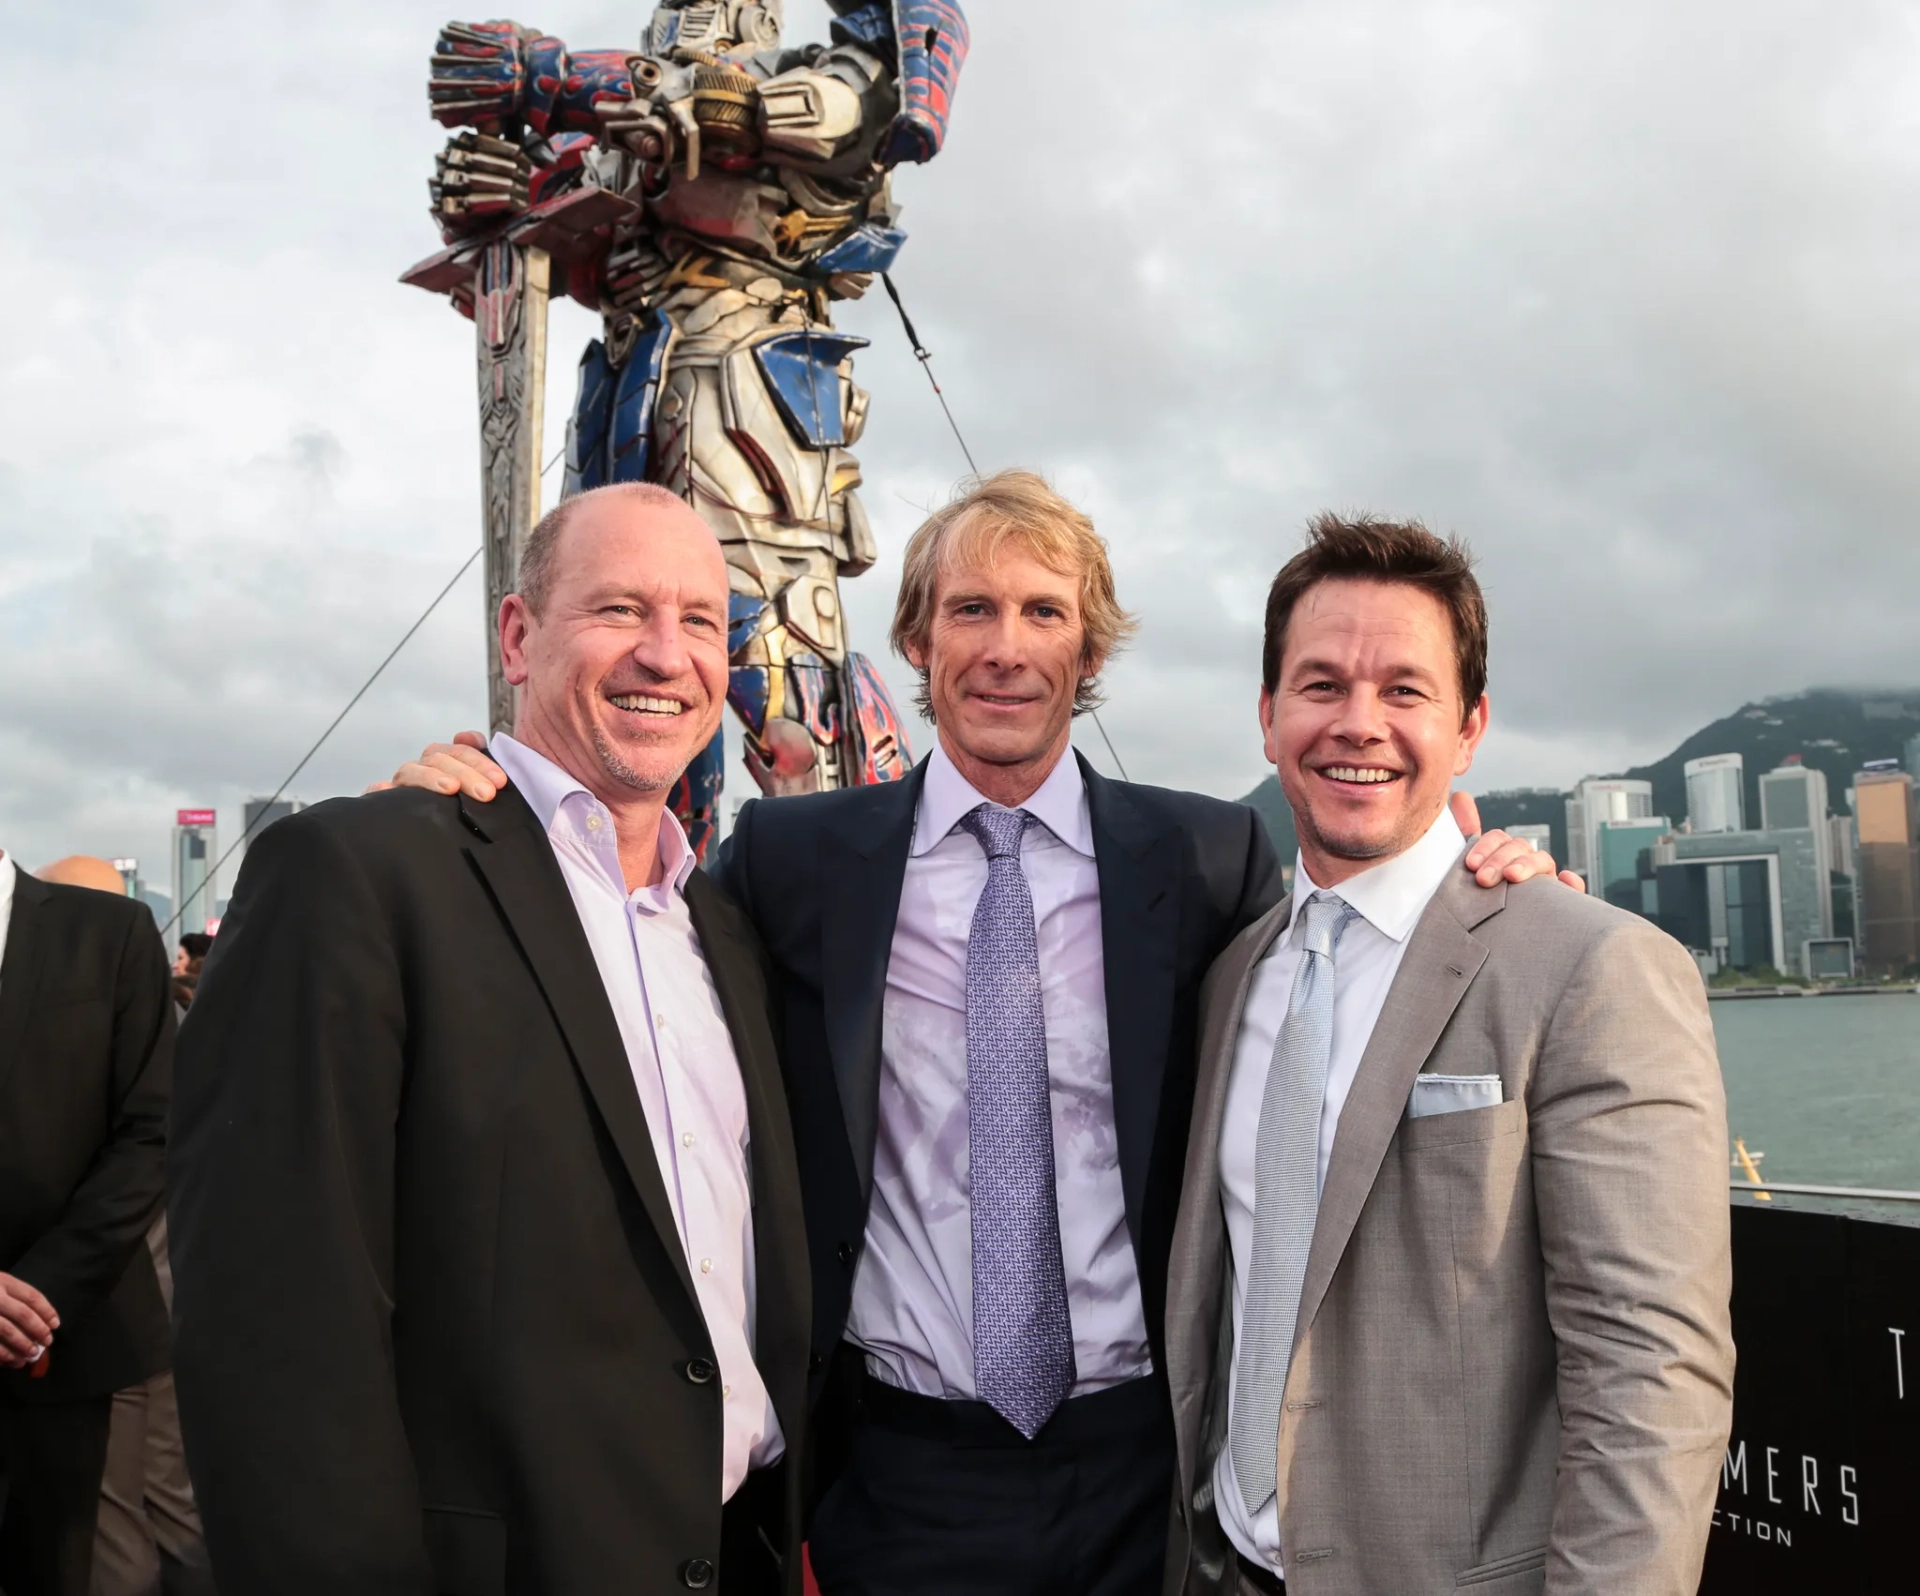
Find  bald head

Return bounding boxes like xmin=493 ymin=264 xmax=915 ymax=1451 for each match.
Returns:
xmin=38 ymin=855 xmax=129 ymax=894
xmin=517 ymin=483 xmax=717 ymax=618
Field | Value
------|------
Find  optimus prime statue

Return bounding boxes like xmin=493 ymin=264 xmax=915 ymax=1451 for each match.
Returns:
xmin=405 ymin=1 xmax=969 ymax=852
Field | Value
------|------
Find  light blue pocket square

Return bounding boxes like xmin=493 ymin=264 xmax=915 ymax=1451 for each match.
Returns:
xmin=1406 ymin=1073 xmax=1504 ymax=1119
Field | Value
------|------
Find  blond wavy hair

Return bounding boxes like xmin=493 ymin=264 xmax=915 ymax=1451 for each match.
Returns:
xmin=890 ymin=470 xmax=1138 ymax=718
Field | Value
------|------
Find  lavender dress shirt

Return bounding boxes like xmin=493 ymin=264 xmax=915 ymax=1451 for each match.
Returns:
xmin=490 ymin=735 xmax=783 ymax=1500
xmin=847 ymin=742 xmax=1154 ymax=1399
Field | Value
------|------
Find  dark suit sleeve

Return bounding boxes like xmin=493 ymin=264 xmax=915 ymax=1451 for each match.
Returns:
xmin=12 ymin=910 xmax=172 ymax=1323
xmin=1229 ymin=804 xmax=1285 ymax=931
xmin=169 ymin=813 xmax=433 ymax=1594
xmin=708 ymin=797 xmax=760 ymax=915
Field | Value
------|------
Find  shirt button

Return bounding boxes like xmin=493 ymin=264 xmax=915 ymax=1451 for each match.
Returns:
xmin=586 ymin=814 xmax=602 ymax=831
xmin=723 ymin=1384 xmax=732 ymax=1399
xmin=682 ymin=1132 xmax=696 ymax=1148
xmin=700 ymin=1258 xmax=713 ymax=1274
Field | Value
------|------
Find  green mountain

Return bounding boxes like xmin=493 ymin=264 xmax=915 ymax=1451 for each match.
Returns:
xmin=1236 ymin=688 xmax=1920 ymax=859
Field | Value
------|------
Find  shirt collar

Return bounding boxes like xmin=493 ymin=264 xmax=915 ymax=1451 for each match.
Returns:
xmin=1288 ymin=803 xmax=1467 ymax=946
xmin=0 ymin=851 xmax=15 ymax=910
xmin=911 ymin=739 xmax=1095 ymax=858
xmin=490 ymin=733 xmax=696 ymax=897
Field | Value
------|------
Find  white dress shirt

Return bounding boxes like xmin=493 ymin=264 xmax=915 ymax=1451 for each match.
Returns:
xmin=490 ymin=735 xmax=782 ymax=1499
xmin=847 ymin=741 xmax=1154 ymax=1399
xmin=1214 ymin=805 xmax=1466 ymax=1575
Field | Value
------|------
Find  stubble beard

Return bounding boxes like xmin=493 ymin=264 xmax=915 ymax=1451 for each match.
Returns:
xmin=591 ymin=724 xmax=675 ymax=794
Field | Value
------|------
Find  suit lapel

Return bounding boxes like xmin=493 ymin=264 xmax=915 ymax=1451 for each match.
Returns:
xmin=1294 ymin=865 xmax=1500 ymax=1342
xmin=1082 ymin=756 xmax=1185 ymax=1244
xmin=0 ymin=870 xmax=49 ymax=1094
xmin=1168 ymin=894 xmax=1292 ymax=1422
xmin=460 ymin=785 xmax=700 ymax=1310
xmin=685 ymin=870 xmax=809 ymax=1435
xmin=820 ymin=764 xmax=923 ymax=1201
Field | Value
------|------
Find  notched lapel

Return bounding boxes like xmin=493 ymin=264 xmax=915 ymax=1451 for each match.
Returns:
xmin=1083 ymin=761 xmax=1186 ymax=1246
xmin=1295 ymin=867 xmax=1497 ymax=1342
xmin=820 ymin=770 xmax=921 ymax=1201
xmin=461 ymin=787 xmax=700 ymax=1310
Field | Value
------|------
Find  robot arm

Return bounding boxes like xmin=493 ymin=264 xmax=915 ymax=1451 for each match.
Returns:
xmin=429 ymin=20 xmax=636 ymax=138
xmin=755 ymin=44 xmax=898 ymax=169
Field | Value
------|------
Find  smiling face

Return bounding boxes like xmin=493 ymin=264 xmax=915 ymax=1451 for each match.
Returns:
xmin=904 ymin=542 xmax=1100 ymax=803
xmin=500 ymin=494 xmax=730 ymax=805
xmin=1262 ymin=577 xmax=1489 ymax=887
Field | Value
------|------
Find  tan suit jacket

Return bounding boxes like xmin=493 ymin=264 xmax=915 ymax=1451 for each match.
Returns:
xmin=1164 ymin=861 xmax=1735 ymax=1596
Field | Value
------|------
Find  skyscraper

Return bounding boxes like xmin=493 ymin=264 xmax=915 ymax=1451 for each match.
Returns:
xmin=1565 ymin=778 xmax=1654 ymax=889
xmin=1684 ymin=753 xmax=1744 ymax=834
xmin=1853 ymin=768 xmax=1920 ymax=976
xmin=1758 ymin=758 xmax=1833 ymax=938
xmin=1596 ymin=817 xmax=1672 ymax=916
xmin=173 ymin=809 xmax=218 ymax=935
xmin=243 ymin=795 xmax=305 ymax=851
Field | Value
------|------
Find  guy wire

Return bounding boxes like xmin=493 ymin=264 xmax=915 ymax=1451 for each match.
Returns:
xmin=160 ymin=545 xmax=483 ymax=942
xmin=879 ymin=272 xmax=1130 ymax=782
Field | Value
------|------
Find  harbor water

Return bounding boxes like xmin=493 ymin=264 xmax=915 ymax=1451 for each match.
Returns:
xmin=1713 ymin=992 xmax=1920 ymax=1227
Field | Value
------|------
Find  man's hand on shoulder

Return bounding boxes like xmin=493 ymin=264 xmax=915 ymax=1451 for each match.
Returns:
xmin=1450 ymin=792 xmax=1587 ymax=891
xmin=368 ymin=731 xmax=507 ymax=801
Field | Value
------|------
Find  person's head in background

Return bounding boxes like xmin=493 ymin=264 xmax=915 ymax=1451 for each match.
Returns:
xmin=37 ymin=856 xmax=129 ymax=895
xmin=175 ymin=931 xmax=214 ymax=977
xmin=890 ymin=470 xmax=1137 ymax=806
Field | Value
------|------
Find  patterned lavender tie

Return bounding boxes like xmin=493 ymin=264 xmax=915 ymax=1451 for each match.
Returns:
xmin=960 ymin=804 xmax=1075 ymax=1439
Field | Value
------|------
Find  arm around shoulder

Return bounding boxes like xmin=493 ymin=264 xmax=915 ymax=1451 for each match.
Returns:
xmin=170 ymin=807 xmax=434 ymax=1592
xmin=1529 ymin=916 xmax=1734 ymax=1594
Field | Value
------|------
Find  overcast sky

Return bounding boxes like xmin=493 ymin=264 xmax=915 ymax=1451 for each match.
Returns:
xmin=5 ymin=0 xmax=1919 ymax=893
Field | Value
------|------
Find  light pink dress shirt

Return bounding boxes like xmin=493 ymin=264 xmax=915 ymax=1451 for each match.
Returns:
xmin=491 ymin=735 xmax=782 ymax=1500
xmin=847 ymin=741 xmax=1154 ymax=1399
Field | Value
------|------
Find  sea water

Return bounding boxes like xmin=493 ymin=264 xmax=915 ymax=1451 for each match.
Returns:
xmin=1713 ymin=993 xmax=1920 ymax=1228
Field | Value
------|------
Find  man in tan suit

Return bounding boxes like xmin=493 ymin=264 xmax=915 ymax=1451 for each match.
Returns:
xmin=1164 ymin=516 xmax=1734 ymax=1596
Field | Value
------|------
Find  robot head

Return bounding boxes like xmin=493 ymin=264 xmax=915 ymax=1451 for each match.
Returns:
xmin=647 ymin=1 xmax=784 ymax=57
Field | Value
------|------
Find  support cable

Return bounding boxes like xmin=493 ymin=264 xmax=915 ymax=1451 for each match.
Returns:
xmin=879 ymin=272 xmax=1129 ymax=781
xmin=159 ymin=545 xmax=484 ymax=941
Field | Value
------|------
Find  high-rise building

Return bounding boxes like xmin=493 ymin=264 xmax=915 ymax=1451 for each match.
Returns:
xmin=1854 ymin=768 xmax=1920 ymax=976
xmin=1757 ymin=758 xmax=1833 ymax=938
xmin=1684 ymin=753 xmax=1745 ymax=834
xmin=1656 ymin=827 xmax=1828 ymax=976
xmin=243 ymin=795 xmax=305 ymax=851
xmin=1565 ymin=779 xmax=1654 ymax=888
xmin=1596 ymin=817 xmax=1672 ymax=916
xmin=172 ymin=809 xmax=219 ymax=936
xmin=1829 ymin=812 xmax=1857 ymax=881
xmin=109 ymin=857 xmax=142 ymax=899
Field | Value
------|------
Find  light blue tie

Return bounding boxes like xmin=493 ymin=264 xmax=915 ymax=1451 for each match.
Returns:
xmin=1230 ymin=893 xmax=1359 ymax=1513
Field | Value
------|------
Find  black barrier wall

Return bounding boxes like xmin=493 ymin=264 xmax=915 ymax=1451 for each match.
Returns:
xmin=1700 ymin=1206 xmax=1917 ymax=1593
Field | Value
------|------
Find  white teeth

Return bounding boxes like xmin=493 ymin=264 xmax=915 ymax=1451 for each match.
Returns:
xmin=609 ymin=694 xmax=685 ymax=715
xmin=1324 ymin=766 xmax=1399 ymax=784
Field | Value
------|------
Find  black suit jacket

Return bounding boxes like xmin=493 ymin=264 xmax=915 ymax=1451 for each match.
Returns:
xmin=0 ymin=871 xmax=173 ymax=1403
xmin=169 ymin=785 xmax=810 ymax=1596
xmin=714 ymin=752 xmax=1282 ymax=1405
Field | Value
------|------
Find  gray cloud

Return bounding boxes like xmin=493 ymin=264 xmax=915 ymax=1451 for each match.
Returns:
xmin=4 ymin=0 xmax=1917 ymax=894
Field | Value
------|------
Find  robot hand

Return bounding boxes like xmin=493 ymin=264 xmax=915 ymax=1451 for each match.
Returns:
xmin=429 ymin=20 xmax=534 ymax=128
xmin=429 ymin=130 xmax=532 ymax=236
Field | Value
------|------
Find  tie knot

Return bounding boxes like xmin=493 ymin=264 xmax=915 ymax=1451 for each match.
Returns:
xmin=961 ymin=805 xmax=1030 ymax=861
xmin=1299 ymin=894 xmax=1356 ymax=959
